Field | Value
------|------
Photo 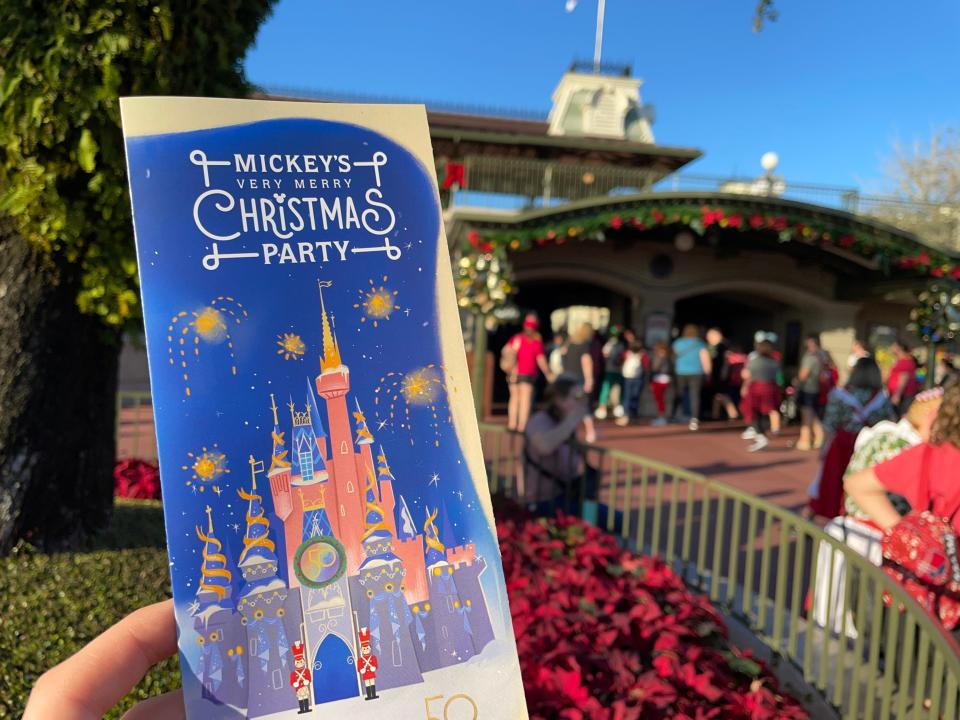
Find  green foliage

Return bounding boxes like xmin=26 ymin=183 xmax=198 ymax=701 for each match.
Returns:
xmin=0 ymin=500 xmax=175 ymax=719
xmin=0 ymin=1 xmax=277 ymax=329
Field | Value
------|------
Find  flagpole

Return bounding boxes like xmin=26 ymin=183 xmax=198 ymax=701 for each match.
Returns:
xmin=594 ymin=0 xmax=606 ymax=72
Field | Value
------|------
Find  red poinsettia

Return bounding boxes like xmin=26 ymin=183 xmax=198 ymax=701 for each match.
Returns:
xmin=495 ymin=499 xmax=809 ymax=720
xmin=701 ymin=208 xmax=725 ymax=227
xmin=114 ymin=459 xmax=161 ymax=500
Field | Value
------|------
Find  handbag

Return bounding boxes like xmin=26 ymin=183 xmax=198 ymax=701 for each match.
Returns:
xmin=880 ymin=446 xmax=960 ymax=629
xmin=499 ymin=337 xmax=518 ymax=374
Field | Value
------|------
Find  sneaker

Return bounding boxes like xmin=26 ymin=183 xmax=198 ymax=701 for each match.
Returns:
xmin=689 ymin=419 xmax=700 ymax=431
xmin=740 ymin=427 xmax=758 ymax=440
xmin=652 ymin=417 xmax=668 ymax=427
xmin=612 ymin=405 xmax=625 ymax=419
xmin=594 ymin=406 xmax=608 ymax=420
xmin=615 ymin=416 xmax=630 ymax=427
xmin=747 ymin=435 xmax=769 ymax=452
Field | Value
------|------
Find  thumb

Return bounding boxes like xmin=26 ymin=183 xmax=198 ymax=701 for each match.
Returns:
xmin=121 ymin=689 xmax=186 ymax=720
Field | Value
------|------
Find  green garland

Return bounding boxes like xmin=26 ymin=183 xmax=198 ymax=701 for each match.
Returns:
xmin=465 ymin=204 xmax=960 ymax=280
xmin=457 ymin=203 xmax=960 ymax=318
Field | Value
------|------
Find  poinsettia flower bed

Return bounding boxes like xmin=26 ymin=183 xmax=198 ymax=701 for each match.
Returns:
xmin=496 ymin=499 xmax=808 ymax=719
xmin=113 ymin=459 xmax=161 ymax=500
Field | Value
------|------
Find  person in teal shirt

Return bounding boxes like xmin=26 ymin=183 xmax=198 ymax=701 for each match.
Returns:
xmin=672 ymin=325 xmax=713 ymax=431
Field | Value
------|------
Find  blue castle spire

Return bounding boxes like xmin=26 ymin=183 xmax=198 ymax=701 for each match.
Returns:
xmin=306 ymin=378 xmax=327 ymax=439
xmin=237 ymin=457 xmax=282 ymax=594
xmin=396 ymin=494 xmax=417 ymax=540
xmin=194 ymin=505 xmax=234 ymax=611
xmin=353 ymin=397 xmax=374 ymax=446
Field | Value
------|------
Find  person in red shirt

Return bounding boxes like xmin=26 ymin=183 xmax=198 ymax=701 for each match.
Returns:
xmin=503 ymin=313 xmax=553 ymax=431
xmin=887 ymin=339 xmax=921 ymax=416
xmin=846 ymin=379 xmax=960 ymax=535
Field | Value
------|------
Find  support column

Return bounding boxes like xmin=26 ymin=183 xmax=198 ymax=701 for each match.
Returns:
xmin=814 ymin=302 xmax=861 ymax=383
xmin=471 ymin=313 xmax=487 ymax=422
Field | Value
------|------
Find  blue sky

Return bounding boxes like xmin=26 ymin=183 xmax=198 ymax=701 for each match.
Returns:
xmin=245 ymin=0 xmax=959 ymax=190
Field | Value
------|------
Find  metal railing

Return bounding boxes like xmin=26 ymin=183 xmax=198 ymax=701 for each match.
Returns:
xmin=479 ymin=423 xmax=960 ymax=720
xmin=659 ymin=173 xmax=960 ymax=252
xmin=447 ymin=157 xmax=960 ymax=253
xmin=448 ymin=155 xmax=663 ymax=212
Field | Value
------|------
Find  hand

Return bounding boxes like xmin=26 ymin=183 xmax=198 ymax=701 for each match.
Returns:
xmin=24 ymin=600 xmax=183 ymax=720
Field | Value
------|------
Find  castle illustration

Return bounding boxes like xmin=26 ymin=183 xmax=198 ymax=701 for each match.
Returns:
xmin=189 ymin=287 xmax=495 ymax=716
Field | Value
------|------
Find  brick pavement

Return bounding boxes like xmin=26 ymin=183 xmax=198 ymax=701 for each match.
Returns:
xmin=590 ymin=418 xmax=821 ymax=514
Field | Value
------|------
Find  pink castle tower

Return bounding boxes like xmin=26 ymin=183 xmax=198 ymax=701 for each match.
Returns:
xmin=314 ymin=282 xmax=367 ymax=574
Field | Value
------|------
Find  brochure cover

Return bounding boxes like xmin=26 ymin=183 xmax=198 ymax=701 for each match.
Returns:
xmin=120 ymin=97 xmax=527 ymax=719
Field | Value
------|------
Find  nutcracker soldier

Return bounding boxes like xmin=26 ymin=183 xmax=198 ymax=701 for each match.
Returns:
xmin=356 ymin=628 xmax=379 ymax=700
xmin=290 ymin=641 xmax=313 ymax=714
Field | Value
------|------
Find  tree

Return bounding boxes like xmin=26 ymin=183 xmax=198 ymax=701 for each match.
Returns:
xmin=870 ymin=128 xmax=960 ymax=252
xmin=753 ymin=0 xmax=778 ymax=32
xmin=0 ymin=1 xmax=277 ymax=552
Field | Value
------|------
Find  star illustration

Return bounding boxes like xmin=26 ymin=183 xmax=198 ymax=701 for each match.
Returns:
xmin=377 ymin=419 xmax=389 ymax=431
xmin=429 ymin=472 xmax=440 ymax=487
xmin=187 ymin=600 xmax=200 ymax=615
xmin=230 ymin=523 xmax=241 ymax=533
xmin=454 ymin=490 xmax=464 ymax=501
xmin=405 ymin=242 xmax=413 ymax=250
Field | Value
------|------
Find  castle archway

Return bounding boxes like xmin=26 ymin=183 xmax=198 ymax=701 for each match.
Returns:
xmin=312 ymin=633 xmax=359 ymax=704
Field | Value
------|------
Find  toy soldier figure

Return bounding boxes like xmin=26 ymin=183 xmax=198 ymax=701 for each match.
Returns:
xmin=290 ymin=641 xmax=312 ymax=714
xmin=356 ymin=627 xmax=379 ymax=700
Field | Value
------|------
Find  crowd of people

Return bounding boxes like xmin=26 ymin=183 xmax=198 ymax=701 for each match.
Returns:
xmin=511 ymin=312 xmax=960 ymax=637
xmin=504 ymin=312 xmax=959 ymax=517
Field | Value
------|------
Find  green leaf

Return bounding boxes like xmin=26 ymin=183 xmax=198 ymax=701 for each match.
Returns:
xmin=723 ymin=650 xmax=763 ymax=677
xmin=77 ymin=128 xmax=98 ymax=173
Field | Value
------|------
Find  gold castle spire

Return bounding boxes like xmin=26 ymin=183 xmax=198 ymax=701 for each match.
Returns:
xmin=318 ymin=280 xmax=342 ymax=372
xmin=424 ymin=506 xmax=446 ymax=555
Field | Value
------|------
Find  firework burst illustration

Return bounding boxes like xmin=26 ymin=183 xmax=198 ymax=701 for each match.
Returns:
xmin=374 ymin=364 xmax=454 ymax=447
xmin=167 ymin=296 xmax=247 ymax=396
xmin=354 ymin=276 xmax=402 ymax=329
xmin=182 ymin=445 xmax=230 ymax=493
xmin=276 ymin=332 xmax=306 ymax=360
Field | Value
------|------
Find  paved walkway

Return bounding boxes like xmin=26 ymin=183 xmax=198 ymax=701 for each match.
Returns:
xmin=589 ymin=418 xmax=821 ymax=515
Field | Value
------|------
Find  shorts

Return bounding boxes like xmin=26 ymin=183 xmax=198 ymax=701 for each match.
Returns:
xmin=747 ymin=381 xmax=782 ymax=416
xmin=512 ymin=374 xmax=536 ymax=385
xmin=798 ymin=390 xmax=821 ymax=410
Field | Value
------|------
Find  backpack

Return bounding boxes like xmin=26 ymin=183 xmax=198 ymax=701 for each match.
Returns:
xmin=499 ymin=337 xmax=519 ymax=374
xmin=880 ymin=447 xmax=960 ymax=629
